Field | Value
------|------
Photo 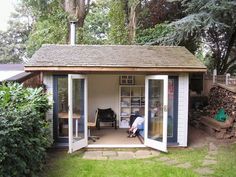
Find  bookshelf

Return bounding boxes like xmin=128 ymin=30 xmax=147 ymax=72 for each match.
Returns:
xmin=119 ymin=85 xmax=145 ymax=128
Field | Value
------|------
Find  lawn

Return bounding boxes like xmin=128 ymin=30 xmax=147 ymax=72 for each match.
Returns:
xmin=42 ymin=143 xmax=236 ymax=177
xmin=213 ymin=143 xmax=236 ymax=177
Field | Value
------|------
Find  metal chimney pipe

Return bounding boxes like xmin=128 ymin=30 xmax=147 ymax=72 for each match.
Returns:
xmin=70 ymin=21 xmax=77 ymax=45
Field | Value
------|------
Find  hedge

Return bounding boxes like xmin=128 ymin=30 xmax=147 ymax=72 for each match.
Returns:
xmin=0 ymin=83 xmax=52 ymax=177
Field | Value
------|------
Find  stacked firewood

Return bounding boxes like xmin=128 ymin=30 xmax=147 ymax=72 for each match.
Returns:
xmin=204 ymin=86 xmax=236 ymax=138
xmin=190 ymin=85 xmax=236 ymax=138
xmin=208 ymin=86 xmax=236 ymax=118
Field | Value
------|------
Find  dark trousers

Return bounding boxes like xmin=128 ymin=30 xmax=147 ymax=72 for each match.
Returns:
xmin=129 ymin=115 xmax=137 ymax=127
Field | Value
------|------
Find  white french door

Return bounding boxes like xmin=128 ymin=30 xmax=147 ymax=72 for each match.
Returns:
xmin=68 ymin=74 xmax=88 ymax=153
xmin=144 ymin=75 xmax=168 ymax=152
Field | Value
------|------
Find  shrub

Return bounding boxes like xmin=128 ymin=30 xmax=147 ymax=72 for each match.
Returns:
xmin=0 ymin=83 xmax=52 ymax=177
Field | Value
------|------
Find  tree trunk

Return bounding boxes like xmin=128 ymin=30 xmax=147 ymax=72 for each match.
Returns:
xmin=64 ymin=0 xmax=90 ymax=27
xmin=127 ymin=0 xmax=140 ymax=44
xmin=64 ymin=0 xmax=76 ymax=17
xmin=128 ymin=5 xmax=136 ymax=44
xmin=63 ymin=0 xmax=90 ymax=43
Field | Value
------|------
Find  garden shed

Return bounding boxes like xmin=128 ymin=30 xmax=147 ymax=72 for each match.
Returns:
xmin=24 ymin=44 xmax=206 ymax=153
xmin=0 ymin=64 xmax=41 ymax=87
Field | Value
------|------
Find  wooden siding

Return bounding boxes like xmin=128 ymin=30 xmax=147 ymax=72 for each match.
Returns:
xmin=43 ymin=74 xmax=54 ymax=138
xmin=177 ymin=73 xmax=189 ymax=147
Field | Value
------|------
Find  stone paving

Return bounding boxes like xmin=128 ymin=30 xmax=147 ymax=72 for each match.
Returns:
xmin=82 ymin=142 xmax=219 ymax=176
xmin=81 ymin=127 xmax=223 ymax=175
xmin=83 ymin=149 xmax=160 ymax=160
xmin=194 ymin=142 xmax=218 ymax=176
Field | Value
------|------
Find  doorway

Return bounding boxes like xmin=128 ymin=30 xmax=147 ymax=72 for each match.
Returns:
xmin=52 ymin=74 xmax=178 ymax=152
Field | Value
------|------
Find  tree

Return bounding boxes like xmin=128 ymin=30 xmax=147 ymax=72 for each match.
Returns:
xmin=127 ymin=0 xmax=140 ymax=44
xmin=64 ymin=0 xmax=91 ymax=28
xmin=135 ymin=23 xmax=171 ymax=44
xmin=26 ymin=1 xmax=68 ymax=57
xmin=23 ymin=0 xmax=92 ymax=48
xmin=83 ymin=0 xmax=110 ymax=44
xmin=108 ymin=0 xmax=128 ymax=44
xmin=63 ymin=0 xmax=91 ymax=43
xmin=0 ymin=3 xmax=32 ymax=63
xmin=138 ymin=0 xmax=183 ymax=29
xmin=152 ymin=0 xmax=236 ymax=74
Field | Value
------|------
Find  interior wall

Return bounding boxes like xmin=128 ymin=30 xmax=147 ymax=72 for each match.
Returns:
xmin=87 ymin=75 xmax=145 ymax=123
xmin=88 ymin=75 xmax=119 ymax=122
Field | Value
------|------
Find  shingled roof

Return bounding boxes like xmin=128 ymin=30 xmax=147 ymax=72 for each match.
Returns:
xmin=25 ymin=45 xmax=206 ymax=73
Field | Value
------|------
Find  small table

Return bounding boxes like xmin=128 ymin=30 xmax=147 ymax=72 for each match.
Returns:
xmin=58 ymin=112 xmax=81 ymax=138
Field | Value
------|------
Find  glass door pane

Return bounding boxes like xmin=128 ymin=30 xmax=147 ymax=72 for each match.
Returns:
xmin=68 ymin=74 xmax=87 ymax=153
xmin=145 ymin=75 xmax=168 ymax=152
xmin=148 ymin=80 xmax=164 ymax=141
xmin=72 ymin=79 xmax=85 ymax=141
xmin=57 ymin=77 xmax=68 ymax=138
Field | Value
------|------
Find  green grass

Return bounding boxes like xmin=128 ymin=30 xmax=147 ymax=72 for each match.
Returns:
xmin=44 ymin=157 xmax=197 ymax=177
xmin=163 ymin=147 xmax=208 ymax=168
xmin=42 ymin=144 xmax=236 ymax=177
xmin=42 ymin=148 xmax=206 ymax=177
xmin=212 ymin=143 xmax=236 ymax=177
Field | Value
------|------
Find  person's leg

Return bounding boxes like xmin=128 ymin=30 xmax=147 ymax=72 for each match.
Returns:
xmin=128 ymin=126 xmax=138 ymax=137
xmin=129 ymin=115 xmax=137 ymax=127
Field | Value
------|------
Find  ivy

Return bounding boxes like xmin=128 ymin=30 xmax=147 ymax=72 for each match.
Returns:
xmin=108 ymin=0 xmax=128 ymax=44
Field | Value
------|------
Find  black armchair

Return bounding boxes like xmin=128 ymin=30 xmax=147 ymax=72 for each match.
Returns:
xmin=96 ymin=108 xmax=117 ymax=129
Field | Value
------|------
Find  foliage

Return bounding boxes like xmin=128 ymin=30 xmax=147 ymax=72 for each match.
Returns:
xmin=152 ymin=0 xmax=236 ymax=74
xmin=0 ymin=3 xmax=32 ymax=63
xmin=136 ymin=23 xmax=172 ymax=44
xmin=195 ymin=47 xmax=213 ymax=71
xmin=26 ymin=0 xmax=68 ymax=57
xmin=108 ymin=0 xmax=128 ymax=44
xmin=137 ymin=0 xmax=183 ymax=29
xmin=82 ymin=0 xmax=110 ymax=44
xmin=0 ymin=83 xmax=52 ymax=177
xmin=22 ymin=0 xmax=50 ymax=17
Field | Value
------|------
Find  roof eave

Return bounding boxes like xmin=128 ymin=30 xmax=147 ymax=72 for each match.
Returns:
xmin=24 ymin=66 xmax=207 ymax=73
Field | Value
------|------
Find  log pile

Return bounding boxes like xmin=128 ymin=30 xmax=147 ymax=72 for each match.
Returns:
xmin=191 ymin=85 xmax=236 ymax=139
xmin=208 ymin=86 xmax=236 ymax=119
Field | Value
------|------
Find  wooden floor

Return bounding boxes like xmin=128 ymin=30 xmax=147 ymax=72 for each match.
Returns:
xmin=89 ymin=127 xmax=143 ymax=145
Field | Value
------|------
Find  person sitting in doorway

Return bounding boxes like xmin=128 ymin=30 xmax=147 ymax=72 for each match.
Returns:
xmin=127 ymin=115 xmax=144 ymax=138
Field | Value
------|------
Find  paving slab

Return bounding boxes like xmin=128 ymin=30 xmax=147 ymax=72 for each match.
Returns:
xmin=83 ymin=151 xmax=106 ymax=160
xmin=135 ymin=150 xmax=152 ymax=159
xmin=103 ymin=151 xmax=117 ymax=157
xmin=194 ymin=167 xmax=214 ymax=175
xmin=176 ymin=162 xmax=192 ymax=169
xmin=209 ymin=142 xmax=218 ymax=151
xmin=202 ymin=159 xmax=217 ymax=166
xmin=164 ymin=159 xmax=179 ymax=165
xmin=150 ymin=150 xmax=161 ymax=157
xmin=158 ymin=156 xmax=170 ymax=162
xmin=208 ymin=151 xmax=218 ymax=156
xmin=110 ymin=151 xmax=134 ymax=160
xmin=205 ymin=155 xmax=215 ymax=160
xmin=143 ymin=159 xmax=156 ymax=164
